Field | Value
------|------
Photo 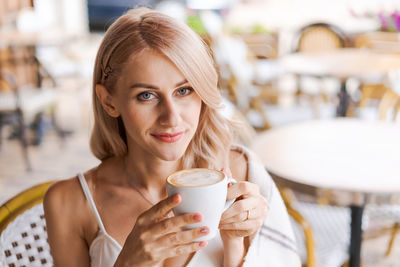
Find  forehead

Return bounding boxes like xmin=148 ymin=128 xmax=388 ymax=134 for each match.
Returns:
xmin=120 ymin=49 xmax=186 ymax=85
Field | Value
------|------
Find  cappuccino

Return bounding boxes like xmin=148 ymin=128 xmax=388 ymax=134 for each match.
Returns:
xmin=166 ymin=168 xmax=236 ymax=241
xmin=168 ymin=169 xmax=224 ymax=187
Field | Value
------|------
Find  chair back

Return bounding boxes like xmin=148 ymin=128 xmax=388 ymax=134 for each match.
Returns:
xmin=0 ymin=181 xmax=54 ymax=266
xmin=378 ymin=88 xmax=400 ymax=121
xmin=293 ymin=22 xmax=349 ymax=52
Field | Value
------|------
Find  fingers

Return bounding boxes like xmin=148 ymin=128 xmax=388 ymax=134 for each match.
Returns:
xmin=227 ymin=182 xmax=260 ymax=200
xmin=219 ymin=219 xmax=261 ymax=231
xmin=150 ymin=213 xmax=203 ymax=237
xmin=220 ymin=197 xmax=259 ymax=221
xmin=142 ymin=239 xmax=207 ymax=262
xmin=223 ymin=208 xmax=251 ymax=224
xmin=221 ymin=167 xmax=233 ymax=178
xmin=158 ymin=241 xmax=208 ymax=259
xmin=138 ymin=194 xmax=181 ymax=225
xmin=222 ymin=206 xmax=267 ymax=224
xmin=221 ymin=210 xmax=247 ymax=224
xmin=156 ymin=226 xmax=210 ymax=247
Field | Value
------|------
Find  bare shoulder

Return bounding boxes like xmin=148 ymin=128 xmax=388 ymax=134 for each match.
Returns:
xmin=43 ymin=172 xmax=94 ymax=266
xmin=43 ymin=176 xmax=83 ymax=226
xmin=44 ymin=176 xmax=82 ymax=210
xmin=44 ymin=168 xmax=97 ymax=204
xmin=43 ymin=170 xmax=96 ymax=229
xmin=229 ymin=148 xmax=249 ymax=182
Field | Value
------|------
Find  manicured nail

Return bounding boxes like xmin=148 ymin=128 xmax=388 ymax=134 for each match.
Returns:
xmin=199 ymin=241 xmax=208 ymax=247
xmin=200 ymin=227 xmax=209 ymax=234
xmin=193 ymin=213 xmax=202 ymax=221
xmin=173 ymin=194 xmax=181 ymax=203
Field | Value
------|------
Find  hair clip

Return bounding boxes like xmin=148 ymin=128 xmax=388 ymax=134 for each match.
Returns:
xmin=102 ymin=65 xmax=113 ymax=78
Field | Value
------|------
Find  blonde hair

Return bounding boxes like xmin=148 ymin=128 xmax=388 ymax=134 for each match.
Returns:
xmin=90 ymin=7 xmax=233 ymax=170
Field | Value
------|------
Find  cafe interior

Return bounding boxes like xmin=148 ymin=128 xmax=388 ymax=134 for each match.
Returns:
xmin=0 ymin=0 xmax=400 ymax=266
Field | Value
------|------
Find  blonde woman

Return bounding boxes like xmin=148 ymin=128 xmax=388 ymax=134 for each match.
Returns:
xmin=44 ymin=7 xmax=300 ymax=267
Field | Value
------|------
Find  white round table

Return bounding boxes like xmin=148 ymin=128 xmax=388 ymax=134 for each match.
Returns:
xmin=279 ymin=48 xmax=400 ymax=116
xmin=250 ymin=118 xmax=400 ymax=267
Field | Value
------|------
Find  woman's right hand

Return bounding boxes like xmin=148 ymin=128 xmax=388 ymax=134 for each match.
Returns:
xmin=114 ymin=194 xmax=209 ymax=267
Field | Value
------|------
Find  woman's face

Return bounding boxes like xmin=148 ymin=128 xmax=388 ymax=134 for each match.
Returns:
xmin=112 ymin=49 xmax=202 ymax=161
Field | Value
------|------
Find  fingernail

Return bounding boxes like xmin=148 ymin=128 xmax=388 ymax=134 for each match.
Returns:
xmin=200 ymin=227 xmax=209 ymax=233
xmin=193 ymin=213 xmax=202 ymax=222
xmin=199 ymin=241 xmax=208 ymax=247
xmin=173 ymin=194 xmax=181 ymax=203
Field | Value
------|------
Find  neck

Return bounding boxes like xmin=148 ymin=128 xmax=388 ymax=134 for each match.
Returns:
xmin=123 ymin=148 xmax=181 ymax=200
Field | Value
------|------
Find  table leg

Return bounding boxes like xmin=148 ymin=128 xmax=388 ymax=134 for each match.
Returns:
xmin=336 ymin=80 xmax=349 ymax=117
xmin=349 ymin=205 xmax=364 ymax=267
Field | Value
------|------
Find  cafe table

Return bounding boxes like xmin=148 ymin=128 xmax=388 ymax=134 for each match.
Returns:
xmin=278 ymin=48 xmax=400 ymax=116
xmin=250 ymin=118 xmax=400 ymax=267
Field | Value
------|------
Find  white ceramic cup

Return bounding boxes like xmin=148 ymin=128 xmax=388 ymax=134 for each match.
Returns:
xmin=166 ymin=168 xmax=236 ymax=241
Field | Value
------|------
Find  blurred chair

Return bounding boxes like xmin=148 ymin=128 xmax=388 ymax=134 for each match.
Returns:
xmin=351 ymin=32 xmax=400 ymax=118
xmin=220 ymin=99 xmax=317 ymax=266
xmin=292 ymin=22 xmax=349 ymax=119
xmin=200 ymin=11 xmax=281 ymax=131
xmin=279 ymin=187 xmax=350 ymax=267
xmin=293 ymin=22 xmax=349 ymax=53
xmin=203 ymin=11 xmax=320 ymax=131
xmin=279 ymin=187 xmax=316 ymax=267
xmin=0 ymin=53 xmax=62 ymax=171
xmin=349 ymin=83 xmax=389 ymax=120
xmin=364 ymin=88 xmax=400 ymax=257
xmin=378 ymin=88 xmax=400 ymax=121
xmin=0 ymin=181 xmax=54 ymax=266
xmin=236 ymin=32 xmax=279 ymax=60
xmin=353 ymin=82 xmax=400 ymax=122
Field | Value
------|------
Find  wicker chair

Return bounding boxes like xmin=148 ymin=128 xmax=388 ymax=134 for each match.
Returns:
xmin=293 ymin=22 xmax=349 ymax=53
xmin=0 ymin=181 xmax=55 ymax=266
xmin=278 ymin=187 xmax=316 ymax=267
xmin=378 ymin=88 xmax=400 ymax=121
xmin=292 ymin=22 xmax=349 ymax=119
xmin=367 ymin=88 xmax=400 ymax=256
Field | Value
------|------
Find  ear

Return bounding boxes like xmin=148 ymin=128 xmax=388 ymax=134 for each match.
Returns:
xmin=95 ymin=84 xmax=121 ymax=117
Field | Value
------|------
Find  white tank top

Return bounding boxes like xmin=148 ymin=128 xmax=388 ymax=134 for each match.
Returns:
xmin=78 ymin=173 xmax=223 ymax=267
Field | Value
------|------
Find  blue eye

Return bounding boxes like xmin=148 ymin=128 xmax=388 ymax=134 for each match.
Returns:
xmin=137 ymin=92 xmax=154 ymax=101
xmin=177 ymin=87 xmax=193 ymax=96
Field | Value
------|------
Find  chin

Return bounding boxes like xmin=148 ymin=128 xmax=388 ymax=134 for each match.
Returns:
xmin=156 ymin=151 xmax=185 ymax=162
xmin=152 ymin=145 xmax=187 ymax=162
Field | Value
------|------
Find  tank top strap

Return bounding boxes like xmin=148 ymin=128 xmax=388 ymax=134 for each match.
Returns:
xmin=77 ymin=173 xmax=107 ymax=233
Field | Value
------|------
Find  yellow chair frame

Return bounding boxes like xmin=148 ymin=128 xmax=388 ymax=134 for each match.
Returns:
xmin=278 ymin=186 xmax=317 ymax=267
xmin=0 ymin=181 xmax=55 ymax=233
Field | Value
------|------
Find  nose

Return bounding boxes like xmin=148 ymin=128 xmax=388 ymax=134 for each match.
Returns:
xmin=158 ymin=97 xmax=181 ymax=127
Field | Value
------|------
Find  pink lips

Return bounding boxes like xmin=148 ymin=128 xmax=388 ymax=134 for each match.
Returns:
xmin=151 ymin=132 xmax=183 ymax=143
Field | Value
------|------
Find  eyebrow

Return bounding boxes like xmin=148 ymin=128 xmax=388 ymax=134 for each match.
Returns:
xmin=129 ymin=79 xmax=188 ymax=90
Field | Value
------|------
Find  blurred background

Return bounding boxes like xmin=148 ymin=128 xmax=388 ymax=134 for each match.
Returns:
xmin=1 ymin=0 xmax=400 ymax=266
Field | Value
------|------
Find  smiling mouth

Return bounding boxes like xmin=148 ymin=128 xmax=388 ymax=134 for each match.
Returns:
xmin=151 ymin=132 xmax=184 ymax=143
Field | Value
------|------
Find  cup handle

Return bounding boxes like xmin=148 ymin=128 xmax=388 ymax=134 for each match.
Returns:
xmin=223 ymin=178 xmax=237 ymax=212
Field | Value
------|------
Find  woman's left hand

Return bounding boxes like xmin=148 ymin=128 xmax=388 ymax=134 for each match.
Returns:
xmin=219 ymin=170 xmax=268 ymax=241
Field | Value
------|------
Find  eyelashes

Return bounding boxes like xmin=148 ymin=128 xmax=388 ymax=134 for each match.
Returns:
xmin=136 ymin=86 xmax=194 ymax=102
xmin=137 ymin=91 xmax=154 ymax=101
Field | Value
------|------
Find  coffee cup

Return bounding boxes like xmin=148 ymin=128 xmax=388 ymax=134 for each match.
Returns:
xmin=166 ymin=168 xmax=236 ymax=241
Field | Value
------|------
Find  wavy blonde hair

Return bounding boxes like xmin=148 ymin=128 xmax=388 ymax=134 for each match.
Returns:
xmin=90 ymin=7 xmax=233 ymax=170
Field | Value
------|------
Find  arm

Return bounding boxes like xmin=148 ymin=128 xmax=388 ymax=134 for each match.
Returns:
xmin=219 ymin=150 xmax=268 ymax=267
xmin=43 ymin=180 xmax=91 ymax=267
xmin=113 ymin=194 xmax=208 ymax=267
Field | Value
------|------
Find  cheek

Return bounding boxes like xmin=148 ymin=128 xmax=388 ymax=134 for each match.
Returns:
xmin=185 ymin=98 xmax=202 ymax=124
xmin=121 ymin=106 xmax=152 ymax=134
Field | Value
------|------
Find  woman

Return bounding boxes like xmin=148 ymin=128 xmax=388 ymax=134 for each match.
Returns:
xmin=44 ymin=7 xmax=300 ymax=267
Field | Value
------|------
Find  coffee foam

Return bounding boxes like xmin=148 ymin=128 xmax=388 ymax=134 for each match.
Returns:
xmin=169 ymin=169 xmax=224 ymax=187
